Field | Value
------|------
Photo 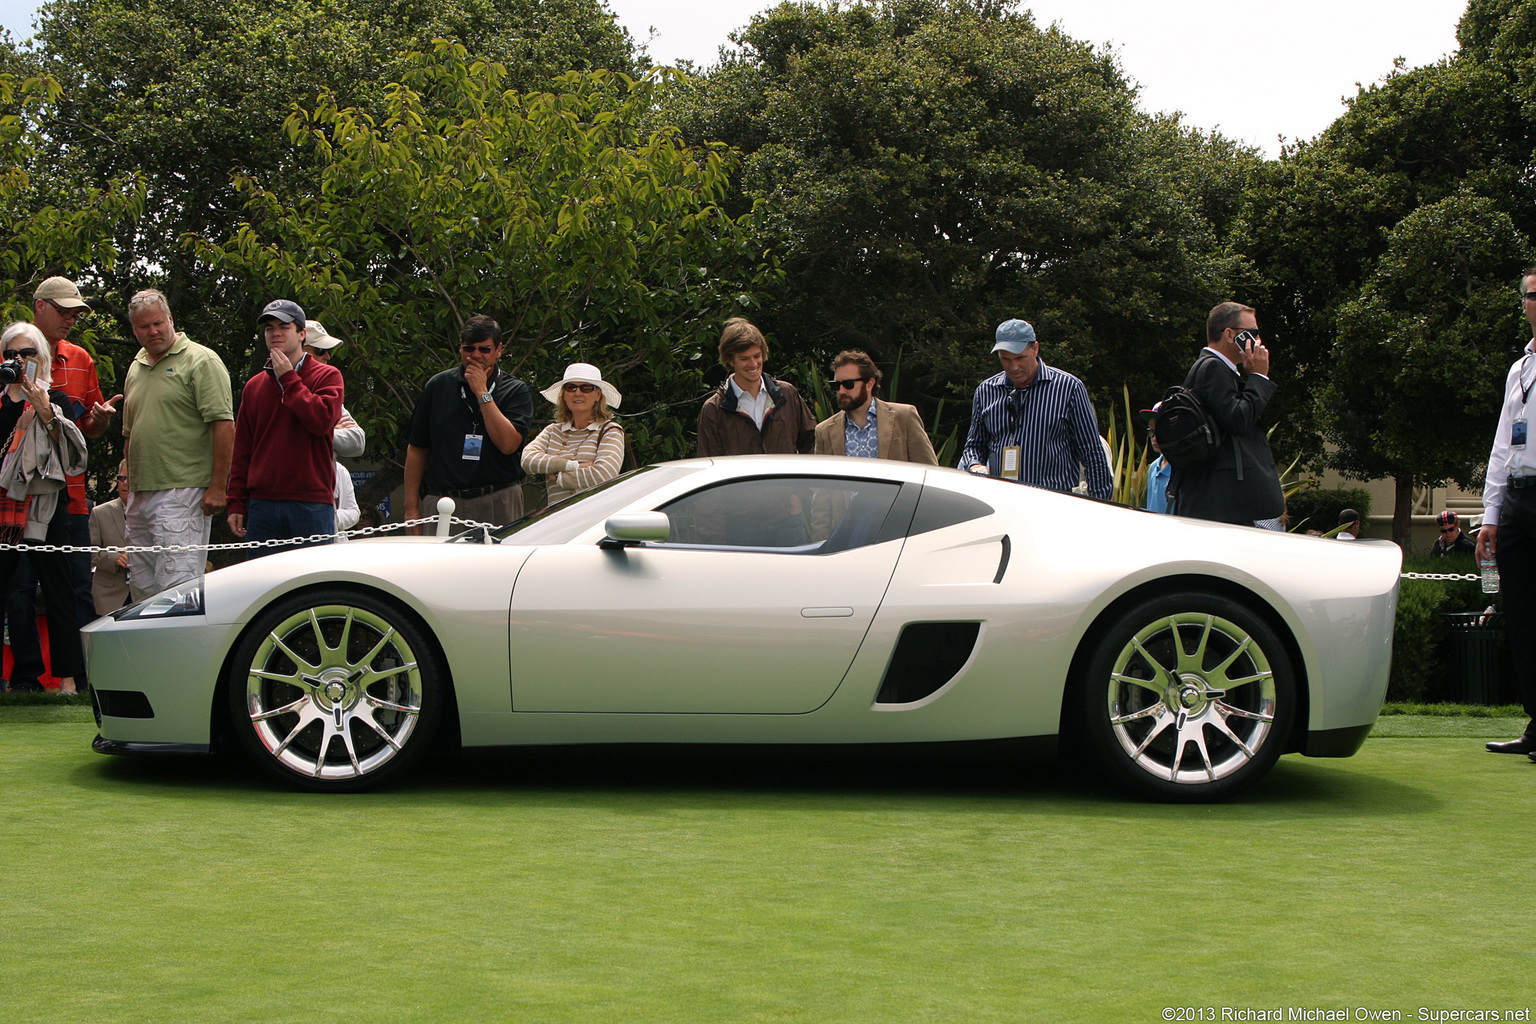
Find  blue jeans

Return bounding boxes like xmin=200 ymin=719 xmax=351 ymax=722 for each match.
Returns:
xmin=244 ymin=500 xmax=335 ymax=560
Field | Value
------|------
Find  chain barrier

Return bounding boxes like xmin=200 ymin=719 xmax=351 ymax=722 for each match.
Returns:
xmin=0 ymin=513 xmax=500 ymax=556
xmin=1401 ymin=572 xmax=1481 ymax=581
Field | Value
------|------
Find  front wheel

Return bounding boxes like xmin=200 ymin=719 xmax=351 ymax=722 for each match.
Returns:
xmin=1080 ymin=592 xmax=1296 ymax=802
xmin=227 ymin=588 xmax=443 ymax=792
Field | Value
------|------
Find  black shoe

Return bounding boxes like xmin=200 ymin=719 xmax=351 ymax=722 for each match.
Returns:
xmin=1487 ymin=735 xmax=1536 ymax=754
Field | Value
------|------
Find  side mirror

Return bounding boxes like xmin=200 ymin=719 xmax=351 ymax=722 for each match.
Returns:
xmin=600 ymin=512 xmax=671 ymax=548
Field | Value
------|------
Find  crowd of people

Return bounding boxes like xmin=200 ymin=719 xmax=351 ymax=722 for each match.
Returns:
xmin=5 ymin=274 xmax=1536 ymax=768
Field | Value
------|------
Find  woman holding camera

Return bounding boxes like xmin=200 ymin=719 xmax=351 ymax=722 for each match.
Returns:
xmin=0 ymin=322 xmax=89 ymax=694
xmin=520 ymin=362 xmax=625 ymax=507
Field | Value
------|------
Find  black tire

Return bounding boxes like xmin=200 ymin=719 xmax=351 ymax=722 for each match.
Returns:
xmin=227 ymin=588 xmax=443 ymax=792
xmin=1080 ymin=591 xmax=1296 ymax=802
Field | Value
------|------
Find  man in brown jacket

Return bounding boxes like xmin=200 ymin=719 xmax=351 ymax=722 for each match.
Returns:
xmin=813 ymin=349 xmax=938 ymax=464
xmin=696 ymin=318 xmax=815 ymax=456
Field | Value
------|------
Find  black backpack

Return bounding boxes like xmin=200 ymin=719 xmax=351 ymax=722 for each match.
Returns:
xmin=1153 ymin=384 xmax=1225 ymax=471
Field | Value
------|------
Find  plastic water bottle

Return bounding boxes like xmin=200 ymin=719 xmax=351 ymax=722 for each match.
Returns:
xmin=1481 ymin=555 xmax=1500 ymax=594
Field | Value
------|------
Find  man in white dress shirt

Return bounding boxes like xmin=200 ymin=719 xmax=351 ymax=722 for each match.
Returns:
xmin=1478 ymin=266 xmax=1536 ymax=756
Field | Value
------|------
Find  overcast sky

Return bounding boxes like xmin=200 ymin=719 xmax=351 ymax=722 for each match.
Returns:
xmin=0 ymin=0 xmax=1471 ymax=157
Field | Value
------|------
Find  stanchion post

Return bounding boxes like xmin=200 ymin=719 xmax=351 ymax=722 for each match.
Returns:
xmin=435 ymin=497 xmax=456 ymax=538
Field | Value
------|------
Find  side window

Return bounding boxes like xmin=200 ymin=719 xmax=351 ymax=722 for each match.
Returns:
xmin=657 ymin=476 xmax=903 ymax=553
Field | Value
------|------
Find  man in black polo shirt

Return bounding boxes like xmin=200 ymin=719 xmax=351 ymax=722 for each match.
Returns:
xmin=404 ymin=315 xmax=533 ymax=528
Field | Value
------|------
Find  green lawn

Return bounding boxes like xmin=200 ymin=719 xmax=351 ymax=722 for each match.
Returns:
xmin=3 ymin=710 xmax=1530 ymax=1023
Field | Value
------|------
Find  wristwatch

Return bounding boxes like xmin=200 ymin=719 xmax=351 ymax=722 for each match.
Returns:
xmin=477 ymin=392 xmax=494 ymax=405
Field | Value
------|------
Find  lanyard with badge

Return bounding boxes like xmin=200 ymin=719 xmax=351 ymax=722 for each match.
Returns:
xmin=1515 ymin=354 xmax=1534 ymax=450
xmin=459 ymin=381 xmax=487 ymax=461
xmin=999 ymin=386 xmax=1029 ymax=480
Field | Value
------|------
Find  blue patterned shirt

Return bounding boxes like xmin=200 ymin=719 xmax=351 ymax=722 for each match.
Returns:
xmin=843 ymin=399 xmax=880 ymax=458
xmin=959 ymin=362 xmax=1112 ymax=500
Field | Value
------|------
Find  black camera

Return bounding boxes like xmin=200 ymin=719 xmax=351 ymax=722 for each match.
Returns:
xmin=0 ymin=357 xmax=24 ymax=386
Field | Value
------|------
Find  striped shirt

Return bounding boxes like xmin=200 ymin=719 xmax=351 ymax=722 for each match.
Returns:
xmin=520 ymin=418 xmax=626 ymax=505
xmin=959 ymin=362 xmax=1112 ymax=499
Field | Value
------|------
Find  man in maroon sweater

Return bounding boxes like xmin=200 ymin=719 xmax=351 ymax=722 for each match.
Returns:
xmin=227 ymin=300 xmax=344 ymax=557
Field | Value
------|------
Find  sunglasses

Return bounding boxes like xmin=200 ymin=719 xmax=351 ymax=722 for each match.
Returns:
xmin=460 ymin=343 xmax=497 ymax=354
xmin=4 ymin=348 xmax=37 ymax=359
xmin=1524 ymin=291 xmax=1536 ymax=301
xmin=1439 ymin=526 xmax=1457 ymax=534
xmin=830 ymin=376 xmax=872 ymax=390
xmin=45 ymin=300 xmax=83 ymax=318
xmin=562 ymin=382 xmax=598 ymax=393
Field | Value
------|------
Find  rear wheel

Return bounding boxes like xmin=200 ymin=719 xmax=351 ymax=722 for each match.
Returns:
xmin=1081 ymin=592 xmax=1295 ymax=802
xmin=228 ymin=589 xmax=442 ymax=791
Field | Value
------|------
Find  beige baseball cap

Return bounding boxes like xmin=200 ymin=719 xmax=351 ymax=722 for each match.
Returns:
xmin=34 ymin=277 xmax=89 ymax=310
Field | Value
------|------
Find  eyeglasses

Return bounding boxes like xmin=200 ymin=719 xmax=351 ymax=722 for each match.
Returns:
xmin=1524 ymin=292 xmax=1536 ymax=301
xmin=830 ymin=376 xmax=872 ymax=390
xmin=3 ymin=348 xmax=37 ymax=359
xmin=45 ymin=300 xmax=83 ymax=319
xmin=1440 ymin=527 xmax=1457 ymax=534
xmin=460 ymin=343 xmax=497 ymax=354
xmin=562 ymin=382 xmax=597 ymax=393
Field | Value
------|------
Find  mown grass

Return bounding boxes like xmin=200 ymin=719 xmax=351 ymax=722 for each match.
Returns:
xmin=1 ymin=709 xmax=1530 ymax=1023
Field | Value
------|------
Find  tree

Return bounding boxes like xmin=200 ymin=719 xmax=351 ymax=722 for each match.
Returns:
xmin=195 ymin=44 xmax=777 ymax=502
xmin=1321 ymin=193 xmax=1530 ymax=545
xmin=0 ymin=69 xmax=144 ymax=497
xmin=673 ymin=0 xmax=1256 ymax=428
xmin=16 ymin=0 xmax=637 ymax=367
xmin=1244 ymin=13 xmax=1536 ymax=462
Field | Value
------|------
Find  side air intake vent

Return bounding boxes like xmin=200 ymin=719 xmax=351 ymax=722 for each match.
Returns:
xmin=876 ymin=622 xmax=982 ymax=704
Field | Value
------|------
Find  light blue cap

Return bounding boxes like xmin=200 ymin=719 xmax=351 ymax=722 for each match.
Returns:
xmin=992 ymin=318 xmax=1037 ymax=354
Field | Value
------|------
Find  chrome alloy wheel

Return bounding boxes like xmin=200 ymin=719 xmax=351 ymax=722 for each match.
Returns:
xmin=242 ymin=603 xmax=423 ymax=781
xmin=1106 ymin=612 xmax=1276 ymax=785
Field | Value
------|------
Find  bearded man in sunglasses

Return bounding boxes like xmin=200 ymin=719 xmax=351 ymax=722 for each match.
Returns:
xmin=1167 ymin=301 xmax=1285 ymax=529
xmin=405 ymin=315 xmax=533 ymax=528
xmin=813 ymin=349 xmax=937 ymax=464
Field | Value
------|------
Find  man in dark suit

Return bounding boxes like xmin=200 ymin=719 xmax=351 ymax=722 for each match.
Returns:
xmin=814 ymin=349 xmax=938 ymax=464
xmin=1169 ymin=302 xmax=1285 ymax=529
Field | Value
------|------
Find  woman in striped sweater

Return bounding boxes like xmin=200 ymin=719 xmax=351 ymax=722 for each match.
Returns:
xmin=521 ymin=362 xmax=626 ymax=507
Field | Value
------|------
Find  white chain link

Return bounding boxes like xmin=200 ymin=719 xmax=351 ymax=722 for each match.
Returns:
xmin=1401 ymin=572 xmax=1481 ymax=581
xmin=0 ymin=515 xmax=500 ymax=555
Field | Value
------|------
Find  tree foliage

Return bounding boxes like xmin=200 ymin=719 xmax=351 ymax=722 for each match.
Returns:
xmin=0 ymin=69 xmax=143 ymax=363
xmin=196 ymin=44 xmax=777 ymax=489
xmin=673 ymin=0 xmax=1257 ymax=421
xmin=17 ymin=0 xmax=636 ymax=359
xmin=1245 ymin=8 xmax=1536 ymax=476
xmin=1321 ymin=193 xmax=1530 ymax=544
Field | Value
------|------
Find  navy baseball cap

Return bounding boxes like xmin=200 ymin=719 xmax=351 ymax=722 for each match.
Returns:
xmin=258 ymin=299 xmax=306 ymax=326
xmin=992 ymin=319 xmax=1037 ymax=354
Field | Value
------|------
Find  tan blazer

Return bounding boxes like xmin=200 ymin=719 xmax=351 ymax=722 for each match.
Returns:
xmin=814 ymin=400 xmax=939 ymax=464
xmin=89 ymin=497 xmax=130 ymax=616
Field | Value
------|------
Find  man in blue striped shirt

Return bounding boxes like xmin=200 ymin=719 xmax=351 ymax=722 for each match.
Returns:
xmin=960 ymin=319 xmax=1113 ymax=500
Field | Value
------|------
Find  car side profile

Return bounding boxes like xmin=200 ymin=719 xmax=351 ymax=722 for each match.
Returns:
xmin=84 ymin=457 xmax=1402 ymax=801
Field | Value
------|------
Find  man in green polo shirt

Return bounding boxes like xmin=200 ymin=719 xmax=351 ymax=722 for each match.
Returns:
xmin=122 ymin=289 xmax=234 ymax=602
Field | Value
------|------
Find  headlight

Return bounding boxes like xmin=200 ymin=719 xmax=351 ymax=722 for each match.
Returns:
xmin=113 ymin=582 xmax=205 ymax=620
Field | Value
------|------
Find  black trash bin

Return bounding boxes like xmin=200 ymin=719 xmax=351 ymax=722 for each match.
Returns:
xmin=1443 ymin=611 xmax=1502 ymax=704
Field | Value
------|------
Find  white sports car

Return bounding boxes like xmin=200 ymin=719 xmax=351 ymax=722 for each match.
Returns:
xmin=84 ymin=456 xmax=1402 ymax=801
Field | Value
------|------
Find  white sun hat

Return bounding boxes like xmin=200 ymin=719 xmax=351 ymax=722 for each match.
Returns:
xmin=539 ymin=362 xmax=622 ymax=409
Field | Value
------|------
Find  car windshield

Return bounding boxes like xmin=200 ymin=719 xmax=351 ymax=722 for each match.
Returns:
xmin=492 ymin=465 xmax=694 ymax=546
